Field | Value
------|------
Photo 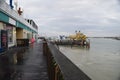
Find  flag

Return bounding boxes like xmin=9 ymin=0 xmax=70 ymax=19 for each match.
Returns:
xmin=10 ymin=0 xmax=14 ymax=9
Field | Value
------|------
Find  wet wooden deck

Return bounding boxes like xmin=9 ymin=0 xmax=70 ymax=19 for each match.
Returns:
xmin=0 ymin=41 xmax=91 ymax=80
xmin=0 ymin=43 xmax=49 ymax=80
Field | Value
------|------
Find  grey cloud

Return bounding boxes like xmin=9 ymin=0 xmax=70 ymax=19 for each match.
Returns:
xmin=17 ymin=0 xmax=120 ymax=37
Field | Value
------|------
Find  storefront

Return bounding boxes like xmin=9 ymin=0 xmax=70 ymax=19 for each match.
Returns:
xmin=0 ymin=22 xmax=16 ymax=50
xmin=6 ymin=24 xmax=16 ymax=47
xmin=0 ymin=22 xmax=8 ymax=52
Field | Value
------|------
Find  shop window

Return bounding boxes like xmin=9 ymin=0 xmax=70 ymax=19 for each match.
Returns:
xmin=6 ymin=26 xmax=13 ymax=43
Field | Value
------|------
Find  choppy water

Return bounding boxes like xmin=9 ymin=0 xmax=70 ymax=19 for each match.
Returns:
xmin=59 ymin=38 xmax=120 ymax=80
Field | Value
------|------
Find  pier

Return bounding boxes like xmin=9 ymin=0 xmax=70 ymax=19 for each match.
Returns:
xmin=0 ymin=1 xmax=91 ymax=79
xmin=0 ymin=41 xmax=91 ymax=80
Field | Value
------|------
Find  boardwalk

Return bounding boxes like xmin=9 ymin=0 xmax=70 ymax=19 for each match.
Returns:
xmin=0 ymin=42 xmax=49 ymax=80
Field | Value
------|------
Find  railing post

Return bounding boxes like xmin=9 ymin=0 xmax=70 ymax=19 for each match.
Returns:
xmin=43 ymin=40 xmax=47 ymax=56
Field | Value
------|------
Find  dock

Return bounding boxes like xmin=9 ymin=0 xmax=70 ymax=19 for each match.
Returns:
xmin=0 ymin=41 xmax=91 ymax=80
xmin=0 ymin=42 xmax=49 ymax=80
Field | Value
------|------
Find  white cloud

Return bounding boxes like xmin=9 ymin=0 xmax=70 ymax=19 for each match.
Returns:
xmin=9 ymin=0 xmax=120 ymax=37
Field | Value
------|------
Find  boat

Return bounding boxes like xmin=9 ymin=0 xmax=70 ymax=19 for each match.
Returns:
xmin=54 ymin=31 xmax=90 ymax=48
xmin=68 ymin=31 xmax=90 ymax=48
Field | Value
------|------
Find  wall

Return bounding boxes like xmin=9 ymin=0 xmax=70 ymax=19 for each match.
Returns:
xmin=16 ymin=28 xmax=23 ymax=39
xmin=23 ymin=29 xmax=32 ymax=39
xmin=0 ymin=22 xmax=3 ymax=29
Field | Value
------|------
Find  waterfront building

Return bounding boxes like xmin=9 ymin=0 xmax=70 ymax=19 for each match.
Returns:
xmin=0 ymin=0 xmax=38 ymax=50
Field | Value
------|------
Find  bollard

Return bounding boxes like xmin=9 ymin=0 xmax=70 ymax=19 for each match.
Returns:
xmin=43 ymin=41 xmax=47 ymax=56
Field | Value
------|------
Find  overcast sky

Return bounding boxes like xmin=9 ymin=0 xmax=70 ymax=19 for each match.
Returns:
xmin=7 ymin=0 xmax=120 ymax=37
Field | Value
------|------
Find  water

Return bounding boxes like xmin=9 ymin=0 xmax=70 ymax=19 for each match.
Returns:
xmin=59 ymin=38 xmax=120 ymax=80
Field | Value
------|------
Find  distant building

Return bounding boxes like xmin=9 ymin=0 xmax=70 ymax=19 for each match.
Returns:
xmin=25 ymin=19 xmax=38 ymax=30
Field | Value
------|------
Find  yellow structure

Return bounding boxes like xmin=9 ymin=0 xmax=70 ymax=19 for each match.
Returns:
xmin=69 ymin=32 xmax=87 ymax=41
xmin=68 ymin=31 xmax=90 ymax=48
